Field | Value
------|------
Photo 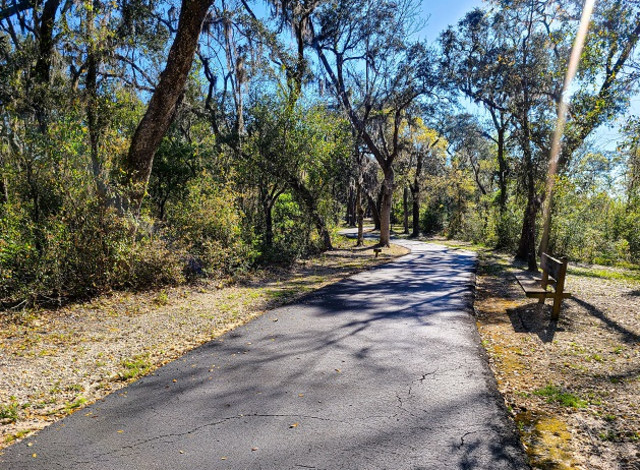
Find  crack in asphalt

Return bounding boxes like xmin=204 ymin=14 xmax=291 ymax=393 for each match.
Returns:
xmin=457 ymin=430 xmax=480 ymax=449
xmin=418 ymin=368 xmax=439 ymax=382
xmin=84 ymin=413 xmax=344 ymax=461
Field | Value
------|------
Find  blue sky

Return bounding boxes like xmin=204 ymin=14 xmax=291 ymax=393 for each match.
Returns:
xmin=419 ymin=0 xmax=482 ymax=41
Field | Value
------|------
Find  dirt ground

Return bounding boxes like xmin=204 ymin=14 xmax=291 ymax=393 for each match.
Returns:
xmin=468 ymin=245 xmax=640 ymax=470
xmin=0 ymin=237 xmax=408 ymax=450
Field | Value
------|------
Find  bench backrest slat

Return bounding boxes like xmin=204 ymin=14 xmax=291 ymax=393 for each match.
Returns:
xmin=541 ymin=253 xmax=567 ymax=282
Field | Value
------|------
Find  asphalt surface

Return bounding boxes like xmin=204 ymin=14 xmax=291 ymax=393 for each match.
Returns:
xmin=1 ymin=238 xmax=529 ymax=470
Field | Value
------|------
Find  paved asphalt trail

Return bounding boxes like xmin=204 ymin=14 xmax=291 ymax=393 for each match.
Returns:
xmin=1 ymin=239 xmax=529 ymax=470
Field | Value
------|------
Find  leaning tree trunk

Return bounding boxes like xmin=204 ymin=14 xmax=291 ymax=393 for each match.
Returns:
xmin=124 ymin=0 xmax=212 ymax=213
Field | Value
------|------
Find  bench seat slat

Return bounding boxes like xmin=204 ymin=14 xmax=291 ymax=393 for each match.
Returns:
xmin=515 ymin=276 xmax=549 ymax=294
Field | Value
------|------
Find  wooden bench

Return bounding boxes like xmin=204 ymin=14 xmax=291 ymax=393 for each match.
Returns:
xmin=516 ymin=253 xmax=572 ymax=321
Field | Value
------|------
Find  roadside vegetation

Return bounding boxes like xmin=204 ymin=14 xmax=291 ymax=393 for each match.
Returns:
xmin=467 ymin=243 xmax=640 ymax=470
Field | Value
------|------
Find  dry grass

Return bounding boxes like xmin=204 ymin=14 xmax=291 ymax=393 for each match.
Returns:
xmin=0 ymin=235 xmax=409 ymax=450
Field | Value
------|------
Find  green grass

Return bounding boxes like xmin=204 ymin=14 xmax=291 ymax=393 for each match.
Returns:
xmin=567 ymin=266 xmax=640 ymax=283
xmin=0 ymin=403 xmax=19 ymax=423
xmin=533 ymin=384 xmax=588 ymax=409
xmin=64 ymin=397 xmax=87 ymax=411
xmin=4 ymin=428 xmax=31 ymax=443
xmin=118 ymin=355 xmax=153 ymax=381
xmin=153 ymin=290 xmax=169 ymax=306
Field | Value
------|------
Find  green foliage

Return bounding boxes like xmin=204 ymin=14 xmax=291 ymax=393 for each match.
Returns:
xmin=0 ymin=201 xmax=185 ymax=307
xmin=166 ymin=172 xmax=258 ymax=277
xmin=421 ymin=203 xmax=445 ymax=234
xmin=118 ymin=355 xmax=153 ymax=381
xmin=0 ymin=402 xmax=19 ymax=423
xmin=267 ymin=193 xmax=316 ymax=263
xmin=533 ymin=385 xmax=588 ymax=409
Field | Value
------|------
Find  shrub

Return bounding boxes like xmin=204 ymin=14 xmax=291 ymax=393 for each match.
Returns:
xmin=166 ymin=173 xmax=258 ymax=277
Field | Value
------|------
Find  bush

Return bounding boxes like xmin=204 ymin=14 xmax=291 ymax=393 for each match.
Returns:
xmin=421 ymin=203 xmax=445 ymax=234
xmin=261 ymin=193 xmax=316 ymax=264
xmin=166 ymin=173 xmax=259 ymax=277
xmin=0 ymin=201 xmax=185 ymax=308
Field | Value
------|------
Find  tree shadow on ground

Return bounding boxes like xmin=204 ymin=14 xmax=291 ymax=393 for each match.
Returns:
xmin=0 ymin=244 xmax=528 ymax=470
xmin=570 ymin=297 xmax=640 ymax=344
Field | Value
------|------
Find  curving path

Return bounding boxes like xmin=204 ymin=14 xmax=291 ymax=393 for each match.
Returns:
xmin=1 ymin=238 xmax=529 ymax=470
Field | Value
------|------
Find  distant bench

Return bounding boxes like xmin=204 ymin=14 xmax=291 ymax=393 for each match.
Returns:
xmin=516 ymin=253 xmax=572 ymax=321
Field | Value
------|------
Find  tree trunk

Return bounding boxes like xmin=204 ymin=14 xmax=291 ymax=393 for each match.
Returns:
xmin=356 ymin=182 xmax=364 ymax=246
xmin=346 ymin=185 xmax=356 ymax=226
xmin=260 ymin=185 xmax=282 ymax=250
xmin=368 ymin=193 xmax=381 ymax=230
xmin=378 ymin=167 xmax=394 ymax=247
xmin=0 ymin=152 xmax=7 ymax=204
xmin=124 ymin=0 xmax=212 ymax=213
xmin=0 ymin=173 xmax=7 ymax=204
xmin=411 ymin=188 xmax=420 ymax=238
xmin=265 ymin=201 xmax=274 ymax=248
xmin=403 ymin=186 xmax=409 ymax=234
xmin=410 ymin=150 xmax=424 ymax=238
xmin=497 ymin=128 xmax=507 ymax=213
xmin=515 ymin=73 xmax=538 ymax=271
xmin=516 ymin=185 xmax=539 ymax=271
xmin=32 ymin=0 xmax=61 ymax=133
xmin=85 ymin=9 xmax=109 ymax=203
xmin=495 ymin=128 xmax=512 ymax=250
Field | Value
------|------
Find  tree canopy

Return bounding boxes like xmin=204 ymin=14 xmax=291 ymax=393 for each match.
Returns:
xmin=1 ymin=0 xmax=640 ymax=307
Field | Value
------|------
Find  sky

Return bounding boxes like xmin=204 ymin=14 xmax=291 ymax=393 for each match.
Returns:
xmin=251 ymin=0 xmax=633 ymax=152
xmin=419 ymin=0 xmax=482 ymax=41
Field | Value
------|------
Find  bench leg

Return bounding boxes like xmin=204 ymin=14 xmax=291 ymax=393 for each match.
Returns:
xmin=551 ymin=296 xmax=562 ymax=321
xmin=538 ymin=296 xmax=545 ymax=305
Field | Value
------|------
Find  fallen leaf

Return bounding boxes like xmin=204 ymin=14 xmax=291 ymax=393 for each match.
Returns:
xmin=117 ymin=430 xmax=124 ymax=433
xmin=298 ymin=393 xmax=304 ymax=397
xmin=221 ymin=456 xmax=227 ymax=460
xmin=251 ymin=447 xmax=258 ymax=451
xmin=27 ymin=443 xmax=33 ymax=447
xmin=179 ymin=450 xmax=184 ymax=454
xmin=289 ymin=422 xmax=299 ymax=428
xmin=335 ymin=369 xmax=341 ymax=373
xmin=172 ymin=379 xmax=177 ymax=383
xmin=32 ymin=454 xmax=37 ymax=458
